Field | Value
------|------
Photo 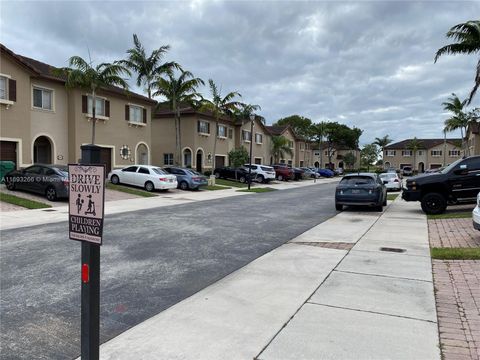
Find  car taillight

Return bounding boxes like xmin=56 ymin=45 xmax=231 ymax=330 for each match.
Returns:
xmin=159 ymin=177 xmax=167 ymax=181
xmin=192 ymin=177 xmax=201 ymax=181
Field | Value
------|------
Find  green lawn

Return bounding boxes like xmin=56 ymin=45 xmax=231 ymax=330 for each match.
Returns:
xmin=215 ymin=178 xmax=248 ymax=188
xmin=387 ymin=194 xmax=399 ymax=201
xmin=431 ymin=247 xmax=480 ymax=260
xmin=0 ymin=193 xmax=51 ymax=209
xmin=237 ymin=187 xmax=277 ymax=193
xmin=427 ymin=211 xmax=472 ymax=220
xmin=204 ymin=185 xmax=231 ymax=191
xmin=106 ymin=183 xmax=158 ymax=197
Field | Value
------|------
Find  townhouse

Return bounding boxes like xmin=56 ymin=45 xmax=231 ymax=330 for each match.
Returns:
xmin=466 ymin=122 xmax=480 ymax=156
xmin=310 ymin=144 xmax=361 ymax=170
xmin=383 ymin=138 xmax=462 ymax=172
xmin=0 ymin=44 xmax=155 ymax=174
xmin=264 ymin=125 xmax=297 ymax=166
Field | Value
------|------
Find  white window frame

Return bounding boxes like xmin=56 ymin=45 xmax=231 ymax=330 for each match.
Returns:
xmin=86 ymin=95 xmax=108 ymax=119
xmin=289 ymin=141 xmax=294 ymax=149
xmin=0 ymin=74 xmax=11 ymax=103
xmin=32 ymin=85 xmax=54 ymax=111
xmin=431 ymin=150 xmax=442 ymax=157
xmin=217 ymin=124 xmax=227 ymax=139
xmin=128 ymin=104 xmax=145 ymax=125
xmin=255 ymin=133 xmax=263 ymax=144
xmin=164 ymin=153 xmax=174 ymax=165
xmin=198 ymin=120 xmax=210 ymax=136
xmin=418 ymin=150 xmax=423 ymax=156
xmin=402 ymin=150 xmax=412 ymax=157
xmin=242 ymin=130 xmax=252 ymax=142
xmin=386 ymin=150 xmax=396 ymax=157
xmin=448 ymin=150 xmax=460 ymax=157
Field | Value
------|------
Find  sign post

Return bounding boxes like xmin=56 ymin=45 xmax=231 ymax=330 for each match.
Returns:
xmin=69 ymin=149 xmax=105 ymax=360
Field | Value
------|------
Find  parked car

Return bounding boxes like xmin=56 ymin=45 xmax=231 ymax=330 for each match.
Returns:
xmin=4 ymin=164 xmax=69 ymax=201
xmin=164 ymin=167 xmax=208 ymax=190
xmin=379 ymin=172 xmax=402 ymax=191
xmin=300 ymin=167 xmax=320 ymax=179
xmin=402 ymin=156 xmax=480 ymax=214
xmin=317 ymin=168 xmax=335 ymax=178
xmin=272 ymin=164 xmax=294 ymax=181
xmin=473 ymin=193 xmax=480 ymax=231
xmin=335 ymin=173 xmax=387 ymax=211
xmin=243 ymin=164 xmax=276 ymax=183
xmin=109 ymin=165 xmax=177 ymax=192
xmin=402 ymin=166 xmax=413 ymax=176
xmin=213 ymin=166 xmax=256 ymax=183
xmin=291 ymin=167 xmax=305 ymax=181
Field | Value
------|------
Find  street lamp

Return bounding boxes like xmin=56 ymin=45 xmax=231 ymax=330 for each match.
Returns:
xmin=248 ymin=113 xmax=255 ymax=190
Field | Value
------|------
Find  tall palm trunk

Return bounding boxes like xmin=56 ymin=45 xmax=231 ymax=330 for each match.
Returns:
xmin=175 ymin=108 xmax=181 ymax=166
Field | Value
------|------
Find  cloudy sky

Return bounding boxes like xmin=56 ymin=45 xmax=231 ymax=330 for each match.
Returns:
xmin=1 ymin=0 xmax=478 ymax=145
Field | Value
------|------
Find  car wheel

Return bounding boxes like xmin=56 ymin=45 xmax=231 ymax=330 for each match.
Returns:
xmin=214 ymin=172 xmax=220 ymax=179
xmin=257 ymin=175 xmax=265 ymax=183
xmin=5 ymin=180 xmax=15 ymax=190
xmin=375 ymin=205 xmax=383 ymax=212
xmin=277 ymin=174 xmax=283 ymax=181
xmin=239 ymin=176 xmax=246 ymax=183
xmin=421 ymin=192 xmax=447 ymax=215
xmin=179 ymin=181 xmax=189 ymax=190
xmin=111 ymin=175 xmax=120 ymax=185
xmin=383 ymin=197 xmax=387 ymax=206
xmin=335 ymin=203 xmax=343 ymax=211
xmin=46 ymin=187 xmax=57 ymax=201
xmin=144 ymin=181 xmax=155 ymax=192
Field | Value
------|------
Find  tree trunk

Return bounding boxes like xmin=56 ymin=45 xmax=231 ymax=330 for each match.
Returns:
xmin=175 ymin=109 xmax=181 ymax=166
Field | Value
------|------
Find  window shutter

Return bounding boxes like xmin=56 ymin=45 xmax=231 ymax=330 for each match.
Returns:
xmin=125 ymin=105 xmax=129 ymax=121
xmin=143 ymin=108 xmax=147 ymax=124
xmin=82 ymin=95 xmax=87 ymax=113
xmin=197 ymin=120 xmax=200 ymax=132
xmin=207 ymin=122 xmax=210 ymax=134
xmin=105 ymin=100 xmax=110 ymax=117
xmin=8 ymin=79 xmax=16 ymax=102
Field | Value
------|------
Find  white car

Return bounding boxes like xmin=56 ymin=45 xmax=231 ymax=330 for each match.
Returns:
xmin=473 ymin=193 xmax=480 ymax=231
xmin=108 ymin=165 xmax=177 ymax=192
xmin=379 ymin=172 xmax=402 ymax=191
xmin=243 ymin=164 xmax=276 ymax=183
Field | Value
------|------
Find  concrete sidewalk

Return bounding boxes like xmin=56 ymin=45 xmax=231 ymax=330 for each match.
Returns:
xmin=0 ymin=177 xmax=338 ymax=231
xmin=99 ymin=198 xmax=440 ymax=360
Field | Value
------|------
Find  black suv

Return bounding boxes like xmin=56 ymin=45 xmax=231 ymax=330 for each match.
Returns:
xmin=402 ymin=156 xmax=480 ymax=214
xmin=213 ymin=166 xmax=256 ymax=183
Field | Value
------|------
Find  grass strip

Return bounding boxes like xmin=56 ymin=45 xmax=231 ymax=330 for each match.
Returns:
xmin=215 ymin=179 xmax=248 ymax=188
xmin=427 ymin=212 xmax=472 ymax=220
xmin=237 ymin=187 xmax=277 ymax=193
xmin=431 ymin=247 xmax=480 ymax=260
xmin=387 ymin=194 xmax=399 ymax=201
xmin=106 ymin=183 xmax=157 ymax=197
xmin=0 ymin=193 xmax=51 ymax=209
xmin=204 ymin=185 xmax=231 ymax=191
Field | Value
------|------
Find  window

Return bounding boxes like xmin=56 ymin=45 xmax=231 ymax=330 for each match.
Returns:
xmin=287 ymin=160 xmax=293 ymax=166
xmin=228 ymin=128 xmax=233 ymax=139
xmin=449 ymin=150 xmax=461 ymax=157
xmin=289 ymin=141 xmax=294 ymax=148
xmin=324 ymin=150 xmax=328 ymax=156
xmin=242 ymin=130 xmax=252 ymax=142
xmin=418 ymin=150 xmax=423 ymax=156
xmin=386 ymin=150 xmax=396 ymax=157
xmin=280 ymin=159 xmax=286 ymax=164
xmin=300 ymin=143 xmax=305 ymax=150
xmin=402 ymin=150 xmax=412 ymax=157
xmin=300 ymin=160 xmax=304 ymax=167
xmin=122 ymin=166 xmax=138 ymax=173
xmin=217 ymin=124 xmax=227 ymax=138
xmin=197 ymin=120 xmax=210 ymax=134
xmin=129 ymin=105 xmax=143 ymax=123
xmin=88 ymin=96 xmax=106 ymax=116
xmin=0 ymin=76 xmax=6 ymax=99
xmin=255 ymin=133 xmax=263 ymax=144
xmin=164 ymin=153 xmax=174 ymax=165
xmin=431 ymin=150 xmax=442 ymax=157
xmin=138 ymin=167 xmax=150 ymax=174
xmin=33 ymin=87 xmax=53 ymax=110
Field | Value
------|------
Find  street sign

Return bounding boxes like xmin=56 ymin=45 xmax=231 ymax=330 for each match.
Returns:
xmin=69 ymin=164 xmax=105 ymax=245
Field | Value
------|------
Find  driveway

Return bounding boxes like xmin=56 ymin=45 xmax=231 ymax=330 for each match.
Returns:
xmin=1 ymin=182 xmax=338 ymax=359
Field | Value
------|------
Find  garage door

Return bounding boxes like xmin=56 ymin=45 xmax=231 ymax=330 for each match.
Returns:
xmin=0 ymin=141 xmax=17 ymax=167
xmin=215 ymin=156 xmax=225 ymax=168
xmin=99 ymin=147 xmax=112 ymax=175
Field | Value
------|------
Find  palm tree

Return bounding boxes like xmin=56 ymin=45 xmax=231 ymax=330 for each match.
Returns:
xmin=442 ymin=93 xmax=470 ymax=155
xmin=271 ymin=136 xmax=293 ymax=164
xmin=373 ymin=135 xmax=393 ymax=164
xmin=200 ymin=79 xmax=243 ymax=170
xmin=407 ymin=137 xmax=422 ymax=174
xmin=56 ymin=56 xmax=130 ymax=144
xmin=435 ymin=20 xmax=480 ymax=104
xmin=120 ymin=34 xmax=180 ymax=99
xmin=153 ymin=71 xmax=204 ymax=166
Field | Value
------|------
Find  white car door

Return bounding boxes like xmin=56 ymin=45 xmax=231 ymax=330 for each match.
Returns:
xmin=136 ymin=166 xmax=151 ymax=187
xmin=120 ymin=166 xmax=138 ymax=185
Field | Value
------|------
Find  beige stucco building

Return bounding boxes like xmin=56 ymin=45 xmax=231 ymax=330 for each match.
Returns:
xmin=0 ymin=44 xmax=155 ymax=174
xmin=467 ymin=123 xmax=480 ymax=156
xmin=383 ymin=138 xmax=462 ymax=172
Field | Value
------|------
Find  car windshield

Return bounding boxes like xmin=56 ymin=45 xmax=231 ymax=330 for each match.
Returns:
xmin=152 ymin=168 xmax=167 ymax=175
xmin=440 ymin=158 xmax=464 ymax=174
xmin=340 ymin=176 xmax=375 ymax=185
xmin=52 ymin=166 xmax=68 ymax=176
xmin=380 ymin=173 xmax=396 ymax=179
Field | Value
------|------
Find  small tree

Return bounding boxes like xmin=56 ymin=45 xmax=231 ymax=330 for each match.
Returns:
xmin=228 ymin=147 xmax=249 ymax=168
xmin=343 ymin=152 xmax=356 ymax=170
xmin=271 ymin=136 xmax=293 ymax=164
xmin=360 ymin=144 xmax=379 ymax=171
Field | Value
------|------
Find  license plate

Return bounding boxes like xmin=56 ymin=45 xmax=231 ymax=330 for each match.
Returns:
xmin=169 ymin=179 xmax=173 ymax=182
xmin=352 ymin=189 xmax=360 ymax=194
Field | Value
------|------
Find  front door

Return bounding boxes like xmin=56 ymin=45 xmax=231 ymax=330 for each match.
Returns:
xmin=215 ymin=156 xmax=225 ymax=168
xmin=196 ymin=152 xmax=202 ymax=172
xmin=99 ymin=148 xmax=112 ymax=176
xmin=0 ymin=141 xmax=17 ymax=167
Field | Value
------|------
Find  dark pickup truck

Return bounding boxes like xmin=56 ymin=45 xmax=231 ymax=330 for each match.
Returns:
xmin=402 ymin=156 xmax=480 ymax=214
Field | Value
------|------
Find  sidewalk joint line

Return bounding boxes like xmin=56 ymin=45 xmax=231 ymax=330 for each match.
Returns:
xmin=334 ymin=269 xmax=433 ymax=283
xmin=306 ymin=302 xmax=437 ymax=324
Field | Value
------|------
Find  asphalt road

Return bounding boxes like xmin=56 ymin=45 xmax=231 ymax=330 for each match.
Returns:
xmin=0 ymin=182 xmax=338 ymax=360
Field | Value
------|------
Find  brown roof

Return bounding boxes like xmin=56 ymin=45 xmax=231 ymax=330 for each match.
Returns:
xmin=1 ymin=43 xmax=155 ymax=104
xmin=265 ymin=125 xmax=303 ymax=140
xmin=384 ymin=138 xmax=462 ymax=150
xmin=154 ymin=103 xmax=234 ymax=123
